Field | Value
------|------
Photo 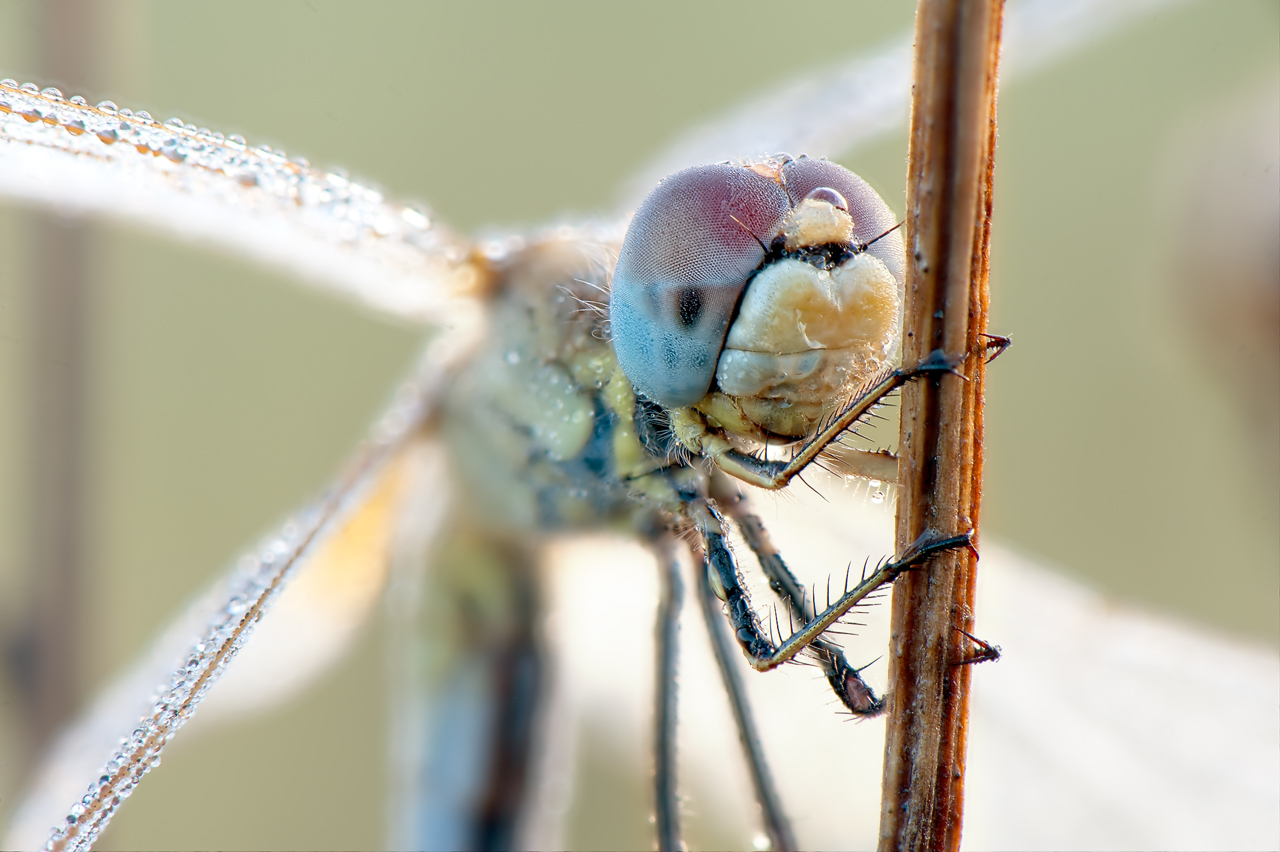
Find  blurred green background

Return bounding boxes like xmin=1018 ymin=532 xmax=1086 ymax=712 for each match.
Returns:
xmin=0 ymin=1 xmax=1276 ymax=849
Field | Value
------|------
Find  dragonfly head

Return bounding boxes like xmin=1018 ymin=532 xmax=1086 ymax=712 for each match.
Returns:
xmin=609 ymin=157 xmax=905 ymax=439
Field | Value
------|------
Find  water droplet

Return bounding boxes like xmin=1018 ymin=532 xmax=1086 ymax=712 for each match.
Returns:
xmin=752 ymin=833 xmax=772 ymax=851
xmin=401 ymin=207 xmax=429 ymax=229
xmin=0 ymin=79 xmax=16 ymax=88
xmin=20 ymin=82 xmax=39 ymax=93
xmin=871 ymin=490 xmax=885 ymax=504
xmin=134 ymin=110 xmax=153 ymax=123
xmin=161 ymin=140 xmax=187 ymax=163
xmin=164 ymin=117 xmax=183 ymax=128
xmin=40 ymin=86 xmax=63 ymax=100
xmin=69 ymin=95 xmax=86 ymax=105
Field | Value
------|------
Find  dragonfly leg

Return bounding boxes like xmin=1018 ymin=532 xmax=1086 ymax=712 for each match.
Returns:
xmin=954 ymin=628 xmax=1002 ymax=666
xmin=979 ymin=332 xmax=1012 ymax=363
xmin=691 ymin=536 xmax=796 ymax=852
xmin=689 ymin=497 xmax=971 ymax=674
xmin=715 ymin=489 xmax=885 ymax=717
xmin=675 ymin=349 xmax=962 ymax=491
xmin=650 ymin=537 xmax=683 ymax=852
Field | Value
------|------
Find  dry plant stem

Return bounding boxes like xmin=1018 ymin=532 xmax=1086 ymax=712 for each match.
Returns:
xmin=21 ymin=0 xmax=96 ymax=774
xmin=879 ymin=1 xmax=1002 ymax=851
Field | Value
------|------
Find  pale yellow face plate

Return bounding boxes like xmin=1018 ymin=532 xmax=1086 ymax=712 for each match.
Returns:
xmin=710 ymin=202 xmax=900 ymax=438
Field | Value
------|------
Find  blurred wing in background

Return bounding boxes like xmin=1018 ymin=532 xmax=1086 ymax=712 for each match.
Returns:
xmin=0 ymin=81 xmax=479 ymax=325
xmin=1 ymin=0 xmax=1277 ymax=849
xmin=620 ymin=0 xmax=1194 ymax=206
xmin=2 ymin=329 xmax=476 ymax=850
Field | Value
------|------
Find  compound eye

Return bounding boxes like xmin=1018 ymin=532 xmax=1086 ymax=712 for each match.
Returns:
xmin=609 ymin=163 xmax=790 ymax=408
xmin=781 ymin=158 xmax=905 ymax=284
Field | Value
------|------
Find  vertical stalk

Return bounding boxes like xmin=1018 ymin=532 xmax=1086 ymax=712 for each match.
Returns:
xmin=19 ymin=0 xmax=97 ymax=770
xmin=879 ymin=2 xmax=1003 ymax=851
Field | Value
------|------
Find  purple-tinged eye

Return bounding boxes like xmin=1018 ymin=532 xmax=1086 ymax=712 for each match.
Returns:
xmin=781 ymin=158 xmax=904 ymax=283
xmin=609 ymin=163 xmax=789 ymax=408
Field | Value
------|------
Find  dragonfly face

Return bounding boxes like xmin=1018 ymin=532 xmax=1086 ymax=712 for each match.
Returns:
xmin=611 ymin=157 xmax=905 ymax=437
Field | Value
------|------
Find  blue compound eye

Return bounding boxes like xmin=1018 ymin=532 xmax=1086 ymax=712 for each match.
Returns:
xmin=609 ymin=163 xmax=790 ymax=408
xmin=780 ymin=158 xmax=905 ymax=284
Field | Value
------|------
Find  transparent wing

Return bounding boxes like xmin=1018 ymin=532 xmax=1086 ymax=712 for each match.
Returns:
xmin=620 ymin=0 xmax=1192 ymax=207
xmin=3 ymin=329 xmax=477 ymax=852
xmin=545 ymin=487 xmax=1280 ymax=850
xmin=964 ymin=546 xmax=1280 ymax=851
xmin=0 ymin=81 xmax=478 ymax=325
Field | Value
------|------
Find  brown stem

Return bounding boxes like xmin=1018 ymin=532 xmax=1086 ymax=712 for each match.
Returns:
xmin=16 ymin=0 xmax=99 ymax=774
xmin=878 ymin=2 xmax=1003 ymax=851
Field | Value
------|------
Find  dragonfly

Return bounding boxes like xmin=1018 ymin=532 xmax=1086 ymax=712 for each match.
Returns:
xmin=3 ymin=66 xmax=976 ymax=846
xmin=5 ymin=1 xmax=1272 ymax=850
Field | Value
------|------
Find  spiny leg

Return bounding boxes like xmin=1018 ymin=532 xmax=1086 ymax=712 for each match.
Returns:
xmin=954 ymin=628 xmax=1002 ymax=666
xmin=691 ymin=537 xmax=796 ymax=852
xmin=689 ymin=499 xmax=777 ymax=664
xmin=689 ymin=496 xmax=972 ymax=674
xmin=650 ymin=537 xmax=683 ymax=852
xmin=676 ymin=349 xmax=961 ymax=491
xmin=979 ymin=332 xmax=1012 ymax=363
xmin=715 ymin=490 xmax=885 ymax=717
